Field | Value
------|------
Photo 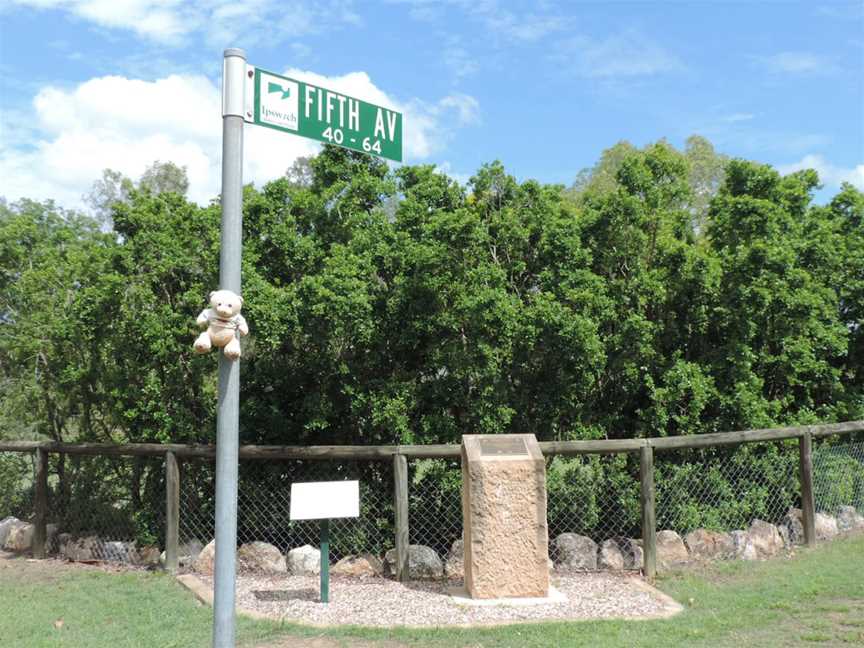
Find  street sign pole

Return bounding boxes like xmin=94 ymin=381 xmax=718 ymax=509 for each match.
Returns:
xmin=213 ymin=47 xmax=246 ymax=648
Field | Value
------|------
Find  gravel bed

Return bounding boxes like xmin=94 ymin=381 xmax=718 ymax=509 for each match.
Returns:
xmin=201 ymin=572 xmax=676 ymax=627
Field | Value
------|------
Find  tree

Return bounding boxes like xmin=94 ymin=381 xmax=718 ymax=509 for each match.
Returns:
xmin=706 ymin=161 xmax=848 ymax=426
xmin=569 ymin=140 xmax=637 ymax=197
xmin=138 ymin=160 xmax=189 ymax=197
xmin=571 ymin=135 xmax=728 ymax=231
xmin=84 ymin=169 xmax=133 ymax=226
xmin=84 ymin=161 xmax=190 ymax=227
xmin=285 ymin=156 xmax=314 ymax=188
xmin=4 ymin=145 xmax=861 ymax=450
xmin=684 ymin=135 xmax=727 ymax=229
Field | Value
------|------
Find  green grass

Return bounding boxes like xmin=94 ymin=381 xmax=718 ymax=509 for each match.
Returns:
xmin=0 ymin=563 xmax=285 ymax=648
xmin=2 ymin=533 xmax=863 ymax=647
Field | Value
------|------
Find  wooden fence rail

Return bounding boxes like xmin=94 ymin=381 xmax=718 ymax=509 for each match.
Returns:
xmin=2 ymin=420 xmax=862 ymax=582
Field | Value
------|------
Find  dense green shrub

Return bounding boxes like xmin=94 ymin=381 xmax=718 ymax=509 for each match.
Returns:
xmin=2 ymin=141 xmax=862 ymax=553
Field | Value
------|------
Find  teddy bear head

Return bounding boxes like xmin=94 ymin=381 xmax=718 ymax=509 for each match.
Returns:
xmin=209 ymin=289 xmax=243 ymax=319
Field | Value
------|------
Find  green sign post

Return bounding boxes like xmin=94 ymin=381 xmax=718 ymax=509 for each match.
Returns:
xmin=250 ymin=67 xmax=403 ymax=162
xmin=319 ymin=520 xmax=330 ymax=603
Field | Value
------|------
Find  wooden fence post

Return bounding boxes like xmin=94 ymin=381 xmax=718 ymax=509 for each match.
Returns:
xmin=393 ymin=452 xmax=409 ymax=582
xmin=799 ymin=430 xmax=816 ymax=547
xmin=640 ymin=443 xmax=656 ymax=581
xmin=165 ymin=451 xmax=180 ymax=573
xmin=32 ymin=447 xmax=49 ymax=559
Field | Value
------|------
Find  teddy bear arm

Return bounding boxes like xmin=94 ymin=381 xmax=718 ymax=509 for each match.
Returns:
xmin=196 ymin=308 xmax=214 ymax=328
xmin=236 ymin=314 xmax=249 ymax=336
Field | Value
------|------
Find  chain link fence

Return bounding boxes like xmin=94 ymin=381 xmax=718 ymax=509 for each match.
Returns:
xmin=180 ymin=458 xmax=394 ymax=569
xmin=0 ymin=450 xmax=34 ymax=521
xmin=0 ymin=452 xmax=164 ymax=563
xmin=655 ymin=441 xmax=799 ymax=535
xmin=1 ymin=429 xmax=863 ymax=576
xmin=812 ymin=440 xmax=864 ymax=517
xmin=405 ymin=453 xmax=645 ymax=570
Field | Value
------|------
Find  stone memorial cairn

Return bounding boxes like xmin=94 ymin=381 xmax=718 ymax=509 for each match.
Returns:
xmin=461 ymin=433 xmax=550 ymax=599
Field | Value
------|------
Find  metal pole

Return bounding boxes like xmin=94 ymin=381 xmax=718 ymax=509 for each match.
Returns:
xmin=213 ymin=47 xmax=246 ymax=648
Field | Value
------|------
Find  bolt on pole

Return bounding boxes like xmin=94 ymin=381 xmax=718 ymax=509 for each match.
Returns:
xmin=213 ymin=47 xmax=246 ymax=648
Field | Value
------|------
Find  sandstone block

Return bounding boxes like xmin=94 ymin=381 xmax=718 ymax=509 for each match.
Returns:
xmin=598 ymin=539 xmax=625 ymax=570
xmin=238 ymin=541 xmax=287 ymax=574
xmin=619 ymin=538 xmax=644 ymax=570
xmin=748 ymin=519 xmax=783 ymax=558
xmin=62 ymin=535 xmax=104 ymax=561
xmin=814 ymin=513 xmax=839 ymax=540
xmin=384 ymin=544 xmax=443 ymax=579
xmin=193 ymin=539 xmax=217 ymax=574
xmin=552 ymin=533 xmax=597 ymax=571
xmin=288 ymin=544 xmax=321 ymax=575
xmin=731 ymin=530 xmax=757 ymax=560
xmin=837 ymin=506 xmax=864 ymax=532
xmin=3 ymin=520 xmax=34 ymax=552
xmin=332 ymin=553 xmax=383 ymax=578
xmin=444 ymin=539 xmax=464 ymax=579
xmin=462 ymin=434 xmax=549 ymax=599
xmin=656 ymin=530 xmax=689 ymax=569
xmin=0 ymin=517 xmax=20 ymax=548
xmin=684 ymin=529 xmax=735 ymax=560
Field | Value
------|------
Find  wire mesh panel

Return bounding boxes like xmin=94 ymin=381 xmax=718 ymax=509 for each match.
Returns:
xmin=48 ymin=454 xmax=166 ymax=563
xmin=406 ymin=453 xmax=644 ymax=571
xmin=3 ymin=429 xmax=860 ymax=577
xmin=0 ymin=451 xmax=35 ymax=522
xmin=546 ymin=453 xmax=642 ymax=545
xmin=407 ymin=458 xmax=462 ymax=561
xmin=180 ymin=457 xmax=394 ymax=572
xmin=812 ymin=440 xmax=864 ymax=516
xmin=655 ymin=441 xmax=798 ymax=535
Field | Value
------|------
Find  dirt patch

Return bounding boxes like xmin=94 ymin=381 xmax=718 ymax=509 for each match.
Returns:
xmin=0 ymin=550 xmax=142 ymax=584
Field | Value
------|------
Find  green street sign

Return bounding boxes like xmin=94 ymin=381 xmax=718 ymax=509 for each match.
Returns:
xmin=251 ymin=67 xmax=403 ymax=162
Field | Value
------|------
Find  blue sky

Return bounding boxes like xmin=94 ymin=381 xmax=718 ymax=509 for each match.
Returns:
xmin=1 ymin=1 xmax=862 ymax=209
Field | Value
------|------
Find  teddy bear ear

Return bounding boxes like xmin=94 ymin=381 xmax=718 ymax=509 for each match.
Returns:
xmin=209 ymin=291 xmax=216 ymax=300
xmin=236 ymin=295 xmax=243 ymax=305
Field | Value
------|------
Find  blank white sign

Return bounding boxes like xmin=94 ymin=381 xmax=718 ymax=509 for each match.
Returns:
xmin=289 ymin=480 xmax=360 ymax=520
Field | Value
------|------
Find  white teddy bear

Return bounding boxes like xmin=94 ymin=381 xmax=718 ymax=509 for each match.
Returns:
xmin=193 ymin=289 xmax=249 ymax=360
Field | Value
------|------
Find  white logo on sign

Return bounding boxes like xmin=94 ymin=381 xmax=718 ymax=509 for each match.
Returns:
xmin=259 ymin=73 xmax=299 ymax=131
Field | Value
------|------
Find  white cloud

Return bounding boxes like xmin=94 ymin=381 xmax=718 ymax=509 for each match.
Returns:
xmin=0 ymin=71 xmax=480 ymax=209
xmin=394 ymin=0 xmax=567 ymax=43
xmin=721 ymin=113 xmax=755 ymax=123
xmin=553 ymin=31 xmax=684 ymax=78
xmin=437 ymin=94 xmax=481 ymax=126
xmin=435 ymin=161 xmax=471 ymax=186
xmin=11 ymin=0 xmax=196 ymax=43
xmin=443 ymin=44 xmax=480 ymax=80
xmin=9 ymin=0 xmax=360 ymax=45
xmin=757 ymin=51 xmax=836 ymax=74
xmin=482 ymin=11 xmax=565 ymax=43
xmin=778 ymin=154 xmax=864 ymax=190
